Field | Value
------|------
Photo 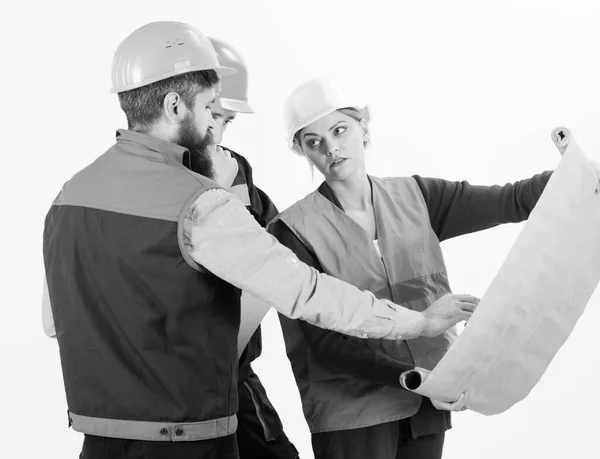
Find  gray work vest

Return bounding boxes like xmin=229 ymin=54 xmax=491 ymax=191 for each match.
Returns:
xmin=43 ymin=130 xmax=240 ymax=441
xmin=274 ymin=176 xmax=455 ymax=433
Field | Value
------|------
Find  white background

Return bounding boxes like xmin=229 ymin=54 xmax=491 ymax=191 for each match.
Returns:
xmin=2 ymin=1 xmax=600 ymax=458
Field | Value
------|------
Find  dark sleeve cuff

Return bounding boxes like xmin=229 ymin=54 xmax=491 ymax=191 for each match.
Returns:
xmin=298 ymin=319 xmax=414 ymax=389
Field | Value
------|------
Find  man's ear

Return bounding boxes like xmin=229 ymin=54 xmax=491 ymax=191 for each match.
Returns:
xmin=163 ymin=92 xmax=187 ymax=124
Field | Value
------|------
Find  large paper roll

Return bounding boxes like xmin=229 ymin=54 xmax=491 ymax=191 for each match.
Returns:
xmin=400 ymin=128 xmax=600 ymax=415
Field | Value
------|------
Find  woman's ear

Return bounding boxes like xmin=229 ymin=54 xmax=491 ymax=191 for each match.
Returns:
xmin=360 ymin=105 xmax=371 ymax=124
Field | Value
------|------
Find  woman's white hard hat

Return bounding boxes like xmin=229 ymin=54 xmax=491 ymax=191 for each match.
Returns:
xmin=283 ymin=77 xmax=369 ymax=154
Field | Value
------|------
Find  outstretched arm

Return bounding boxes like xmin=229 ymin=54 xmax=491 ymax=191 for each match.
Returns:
xmin=414 ymin=171 xmax=553 ymax=242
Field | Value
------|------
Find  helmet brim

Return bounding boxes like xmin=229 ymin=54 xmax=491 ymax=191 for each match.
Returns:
xmin=219 ymin=98 xmax=254 ymax=114
xmin=112 ymin=64 xmax=237 ymax=94
xmin=215 ymin=65 xmax=237 ymax=77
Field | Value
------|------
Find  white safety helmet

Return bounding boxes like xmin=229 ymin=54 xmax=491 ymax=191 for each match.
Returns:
xmin=283 ymin=77 xmax=370 ymax=155
xmin=111 ymin=21 xmax=236 ymax=94
xmin=209 ymin=37 xmax=254 ymax=114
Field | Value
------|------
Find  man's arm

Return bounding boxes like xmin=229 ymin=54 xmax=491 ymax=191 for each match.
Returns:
xmin=183 ymin=188 xmax=429 ymax=340
xmin=414 ymin=171 xmax=553 ymax=242
xmin=42 ymin=274 xmax=57 ymax=338
xmin=270 ymin=219 xmax=414 ymax=388
xmin=226 ymin=150 xmax=280 ymax=359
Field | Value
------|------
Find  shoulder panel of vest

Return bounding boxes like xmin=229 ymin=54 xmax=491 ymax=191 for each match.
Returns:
xmin=371 ymin=175 xmax=425 ymax=203
xmin=270 ymin=190 xmax=324 ymax=253
xmin=53 ymin=142 xmax=223 ymax=223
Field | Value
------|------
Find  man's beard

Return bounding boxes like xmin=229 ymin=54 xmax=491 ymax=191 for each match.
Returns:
xmin=176 ymin=114 xmax=215 ymax=180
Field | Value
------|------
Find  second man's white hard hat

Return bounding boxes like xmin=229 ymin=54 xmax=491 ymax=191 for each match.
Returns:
xmin=283 ymin=77 xmax=369 ymax=154
xmin=111 ymin=21 xmax=236 ymax=94
xmin=208 ymin=37 xmax=254 ymax=114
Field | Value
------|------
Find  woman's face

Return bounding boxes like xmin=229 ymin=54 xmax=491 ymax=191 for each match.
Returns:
xmin=298 ymin=110 xmax=367 ymax=182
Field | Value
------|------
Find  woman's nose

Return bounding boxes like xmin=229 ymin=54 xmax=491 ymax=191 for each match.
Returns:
xmin=325 ymin=139 xmax=339 ymax=156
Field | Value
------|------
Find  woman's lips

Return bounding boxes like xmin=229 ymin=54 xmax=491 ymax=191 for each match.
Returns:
xmin=330 ymin=158 xmax=347 ymax=168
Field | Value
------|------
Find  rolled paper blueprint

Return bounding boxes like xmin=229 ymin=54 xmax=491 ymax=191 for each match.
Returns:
xmin=400 ymin=367 xmax=431 ymax=391
xmin=551 ymin=126 xmax=571 ymax=155
xmin=399 ymin=128 xmax=600 ymax=415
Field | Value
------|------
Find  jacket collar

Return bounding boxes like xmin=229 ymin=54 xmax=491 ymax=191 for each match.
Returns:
xmin=115 ymin=129 xmax=189 ymax=165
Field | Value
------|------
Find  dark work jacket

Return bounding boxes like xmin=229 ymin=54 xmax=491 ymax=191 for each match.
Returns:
xmin=184 ymin=147 xmax=284 ymax=441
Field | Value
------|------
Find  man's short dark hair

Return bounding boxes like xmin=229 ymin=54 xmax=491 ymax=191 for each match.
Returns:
xmin=118 ymin=70 xmax=219 ymax=131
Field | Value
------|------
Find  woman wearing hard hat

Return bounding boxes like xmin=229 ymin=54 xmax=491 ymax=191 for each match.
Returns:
xmin=267 ymin=77 xmax=554 ymax=459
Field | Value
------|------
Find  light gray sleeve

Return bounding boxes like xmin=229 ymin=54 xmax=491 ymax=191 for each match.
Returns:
xmin=182 ymin=189 xmax=426 ymax=340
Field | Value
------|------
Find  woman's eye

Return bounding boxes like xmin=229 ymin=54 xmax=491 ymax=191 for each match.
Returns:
xmin=307 ymin=139 xmax=320 ymax=149
xmin=334 ymin=126 xmax=347 ymax=136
